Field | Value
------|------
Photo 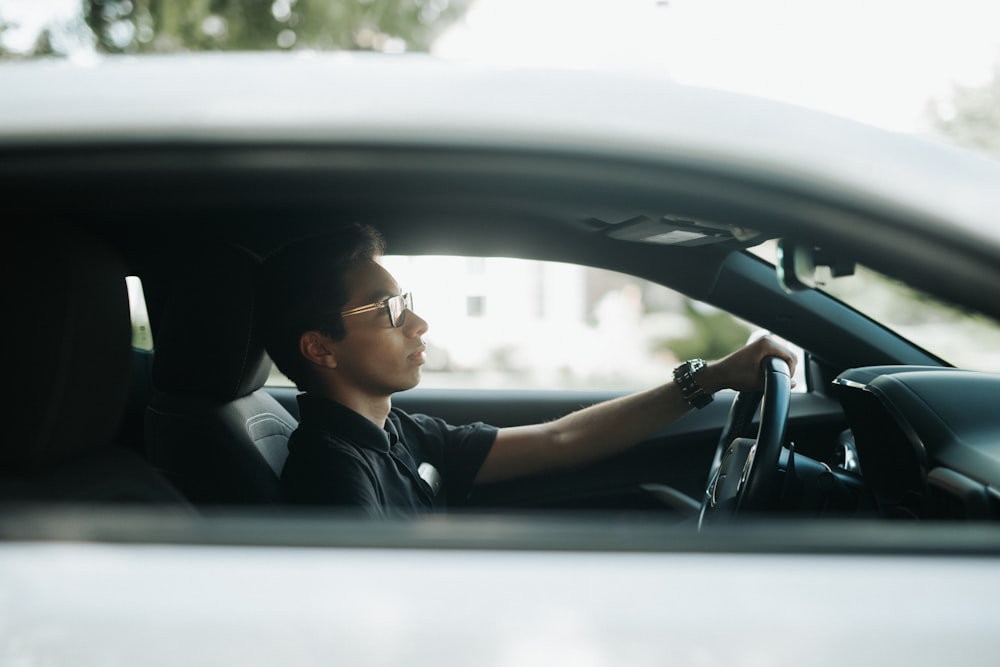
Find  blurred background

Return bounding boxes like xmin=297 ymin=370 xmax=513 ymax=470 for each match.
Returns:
xmin=3 ymin=0 xmax=998 ymax=153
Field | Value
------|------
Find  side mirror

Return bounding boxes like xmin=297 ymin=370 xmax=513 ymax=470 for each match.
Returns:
xmin=776 ymin=240 xmax=855 ymax=292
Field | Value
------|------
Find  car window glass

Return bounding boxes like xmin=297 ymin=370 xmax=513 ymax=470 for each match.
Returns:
xmin=820 ymin=268 xmax=1000 ymax=372
xmin=265 ymin=256 xmax=796 ymax=391
xmin=126 ymin=275 xmax=153 ymax=352
xmin=750 ymin=242 xmax=1000 ymax=372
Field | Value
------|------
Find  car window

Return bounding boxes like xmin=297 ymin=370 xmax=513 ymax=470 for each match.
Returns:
xmin=750 ymin=242 xmax=1000 ymax=372
xmin=265 ymin=256 xmax=781 ymax=391
xmin=126 ymin=275 xmax=153 ymax=352
xmin=820 ymin=267 xmax=1000 ymax=372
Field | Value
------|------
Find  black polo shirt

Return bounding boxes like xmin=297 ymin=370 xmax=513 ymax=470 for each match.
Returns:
xmin=280 ymin=393 xmax=498 ymax=518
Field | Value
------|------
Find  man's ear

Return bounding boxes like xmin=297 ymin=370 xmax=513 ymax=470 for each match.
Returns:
xmin=299 ymin=331 xmax=338 ymax=369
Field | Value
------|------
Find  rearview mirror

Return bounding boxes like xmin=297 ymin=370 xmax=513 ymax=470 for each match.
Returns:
xmin=776 ymin=240 xmax=855 ymax=292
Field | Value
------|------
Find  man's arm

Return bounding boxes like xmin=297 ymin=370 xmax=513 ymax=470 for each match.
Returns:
xmin=472 ymin=335 xmax=797 ymax=485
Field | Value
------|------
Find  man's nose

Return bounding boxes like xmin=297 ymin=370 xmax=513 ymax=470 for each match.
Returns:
xmin=405 ymin=309 xmax=428 ymax=336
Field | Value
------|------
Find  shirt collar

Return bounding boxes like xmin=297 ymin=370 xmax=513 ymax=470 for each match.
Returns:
xmin=296 ymin=393 xmax=394 ymax=453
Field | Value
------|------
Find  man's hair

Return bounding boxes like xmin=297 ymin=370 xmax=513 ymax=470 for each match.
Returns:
xmin=256 ymin=223 xmax=386 ymax=390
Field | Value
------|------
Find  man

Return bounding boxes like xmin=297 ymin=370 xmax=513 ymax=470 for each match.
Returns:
xmin=256 ymin=223 xmax=797 ymax=517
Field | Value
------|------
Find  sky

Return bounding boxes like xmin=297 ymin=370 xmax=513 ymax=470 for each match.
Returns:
xmin=4 ymin=0 xmax=1000 ymax=134
xmin=433 ymin=0 xmax=1000 ymax=133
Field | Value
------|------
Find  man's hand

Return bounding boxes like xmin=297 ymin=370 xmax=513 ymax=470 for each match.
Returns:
xmin=698 ymin=335 xmax=798 ymax=394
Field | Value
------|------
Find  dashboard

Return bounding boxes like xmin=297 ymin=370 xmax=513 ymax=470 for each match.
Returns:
xmin=833 ymin=366 xmax=1000 ymax=520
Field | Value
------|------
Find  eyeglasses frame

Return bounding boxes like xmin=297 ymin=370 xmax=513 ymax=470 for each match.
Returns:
xmin=339 ymin=292 xmax=413 ymax=328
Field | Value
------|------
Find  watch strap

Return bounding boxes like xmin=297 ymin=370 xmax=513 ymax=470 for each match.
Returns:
xmin=673 ymin=358 xmax=714 ymax=409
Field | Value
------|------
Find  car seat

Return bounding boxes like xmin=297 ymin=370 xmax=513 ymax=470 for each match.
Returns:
xmin=2 ymin=225 xmax=190 ymax=505
xmin=145 ymin=242 xmax=297 ymax=505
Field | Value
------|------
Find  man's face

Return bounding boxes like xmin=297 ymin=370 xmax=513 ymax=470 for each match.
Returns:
xmin=329 ymin=259 xmax=428 ymax=398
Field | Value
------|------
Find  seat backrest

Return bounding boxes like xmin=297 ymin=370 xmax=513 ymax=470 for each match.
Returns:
xmin=145 ymin=242 xmax=296 ymax=505
xmin=2 ymin=225 xmax=190 ymax=505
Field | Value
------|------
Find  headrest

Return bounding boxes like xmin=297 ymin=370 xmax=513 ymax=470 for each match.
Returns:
xmin=5 ymin=226 xmax=132 ymax=471
xmin=152 ymin=242 xmax=271 ymax=401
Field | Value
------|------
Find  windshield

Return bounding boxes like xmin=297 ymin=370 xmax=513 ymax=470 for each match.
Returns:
xmin=819 ymin=266 xmax=1000 ymax=372
xmin=748 ymin=241 xmax=1000 ymax=372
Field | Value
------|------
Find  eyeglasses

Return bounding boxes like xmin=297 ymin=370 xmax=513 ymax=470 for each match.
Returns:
xmin=340 ymin=292 xmax=413 ymax=328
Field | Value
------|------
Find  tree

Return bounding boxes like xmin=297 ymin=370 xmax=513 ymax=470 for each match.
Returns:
xmin=82 ymin=0 xmax=472 ymax=55
xmin=659 ymin=301 xmax=752 ymax=363
xmin=927 ymin=63 xmax=1000 ymax=160
xmin=0 ymin=19 xmax=12 ymax=58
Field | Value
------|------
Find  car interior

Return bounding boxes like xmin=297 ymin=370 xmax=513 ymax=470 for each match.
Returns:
xmin=5 ymin=130 xmax=1000 ymax=538
xmin=5 ymin=224 xmax=189 ymax=507
xmin=144 ymin=240 xmax=295 ymax=505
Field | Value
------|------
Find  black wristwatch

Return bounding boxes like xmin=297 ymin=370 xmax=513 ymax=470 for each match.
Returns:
xmin=673 ymin=358 xmax=714 ymax=409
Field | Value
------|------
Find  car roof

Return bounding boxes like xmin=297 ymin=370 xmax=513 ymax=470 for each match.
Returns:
xmin=3 ymin=51 xmax=1000 ymax=243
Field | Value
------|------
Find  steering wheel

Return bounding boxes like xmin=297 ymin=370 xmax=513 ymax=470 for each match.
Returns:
xmin=697 ymin=356 xmax=791 ymax=529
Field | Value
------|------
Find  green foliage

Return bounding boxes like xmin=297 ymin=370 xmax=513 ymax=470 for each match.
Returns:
xmin=0 ymin=20 xmax=12 ymax=57
xmin=79 ymin=0 xmax=472 ymax=55
xmin=659 ymin=301 xmax=752 ymax=362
